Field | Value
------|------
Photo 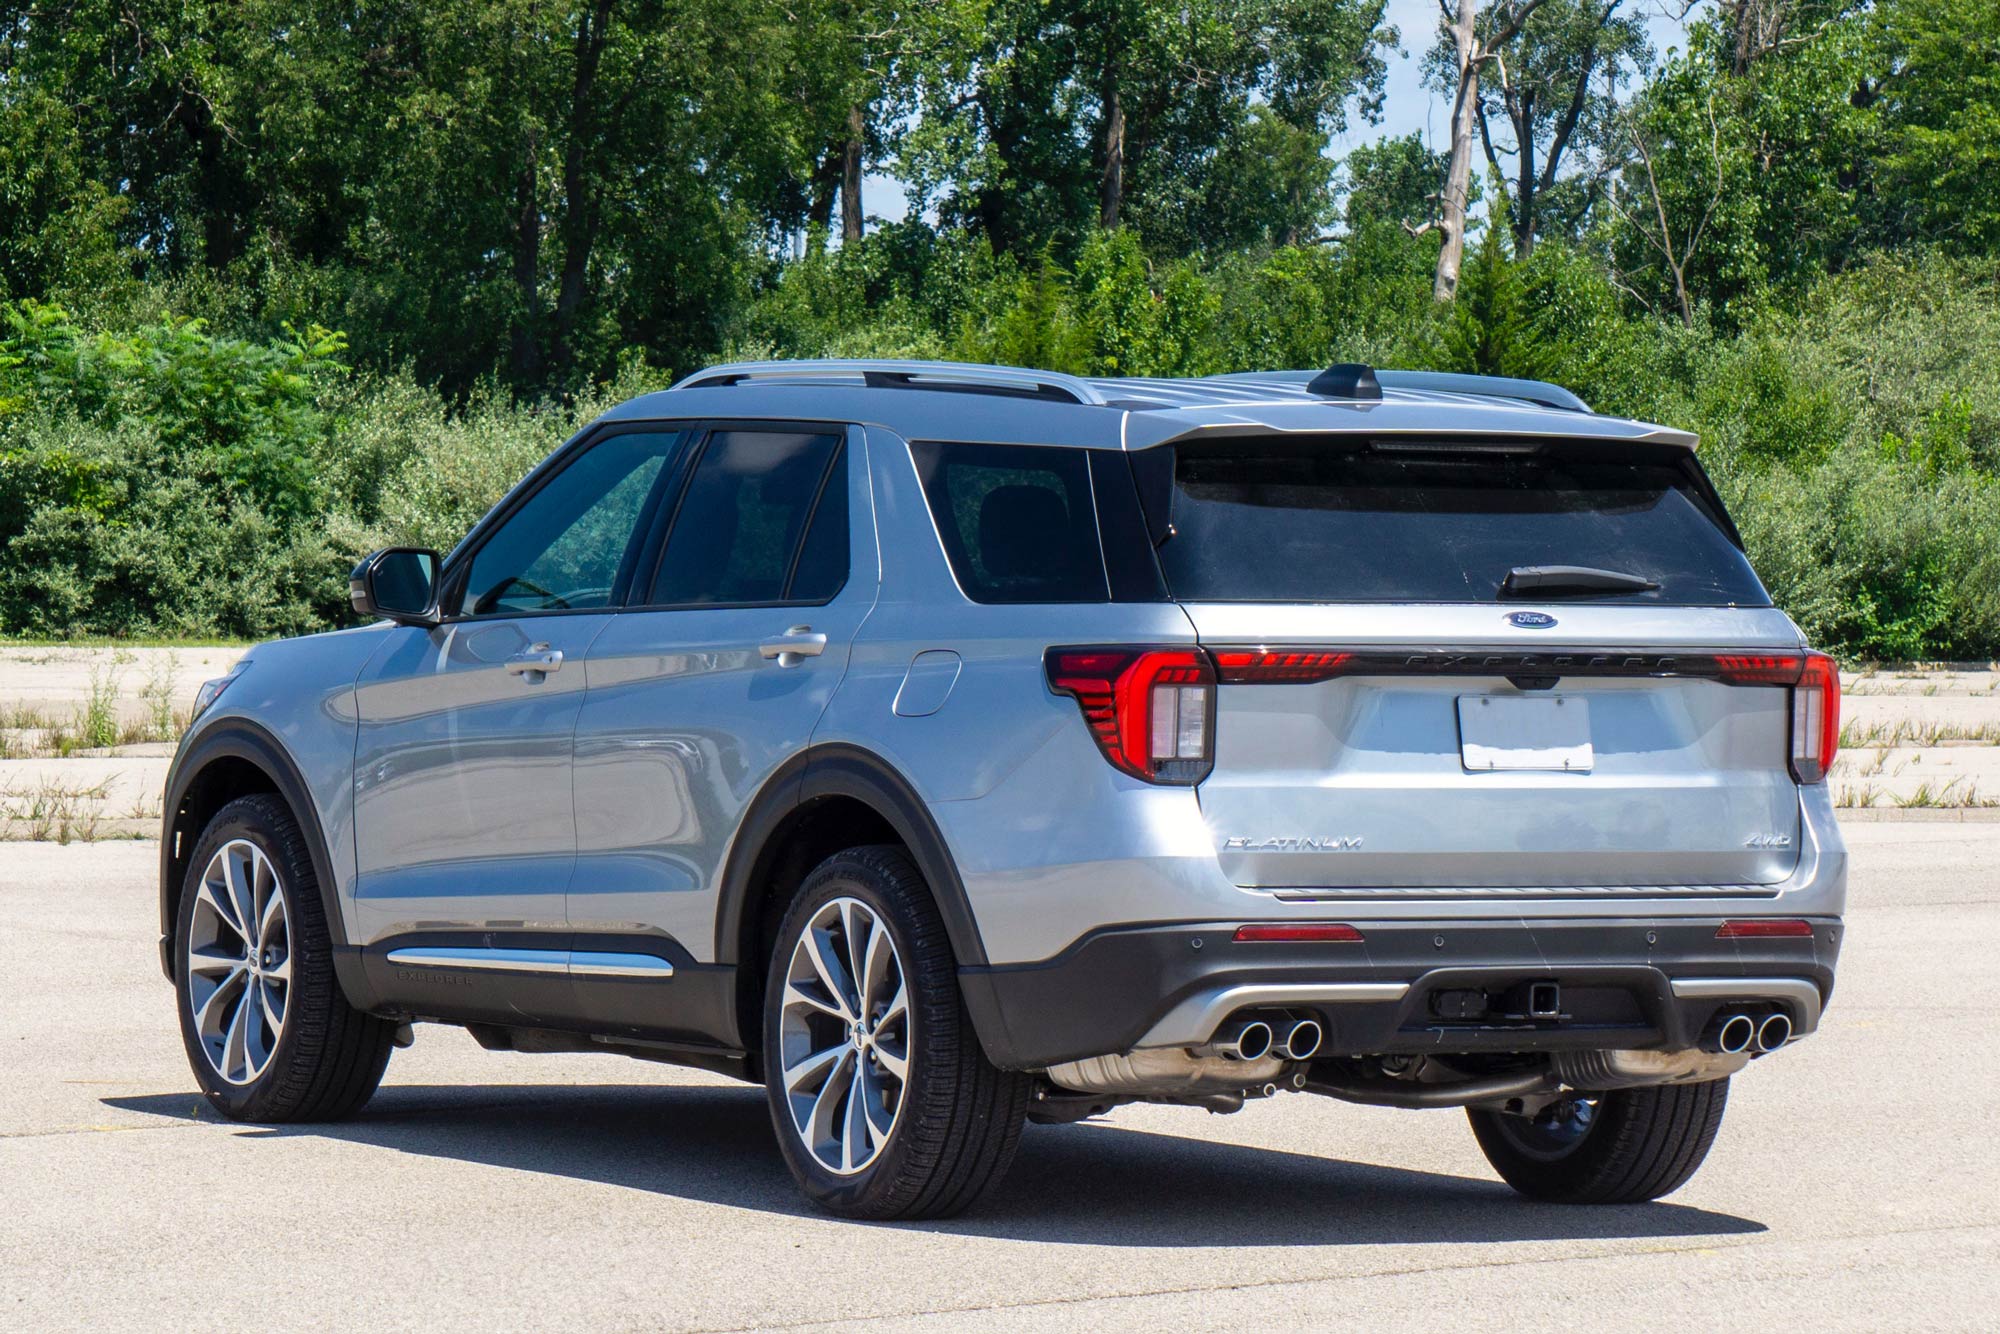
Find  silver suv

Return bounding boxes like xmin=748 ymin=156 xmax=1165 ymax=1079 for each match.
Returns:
xmin=161 ymin=359 xmax=1845 ymax=1218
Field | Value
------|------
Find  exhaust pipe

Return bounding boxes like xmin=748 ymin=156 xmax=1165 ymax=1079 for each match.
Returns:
xmin=1201 ymin=1018 xmax=1274 ymax=1062
xmin=1274 ymin=1017 xmax=1323 ymax=1061
xmin=1755 ymin=1012 xmax=1792 ymax=1053
xmin=1708 ymin=1013 xmax=1756 ymax=1055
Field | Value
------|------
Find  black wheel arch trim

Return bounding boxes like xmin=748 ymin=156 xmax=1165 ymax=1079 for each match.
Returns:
xmin=715 ymin=742 xmax=989 ymax=969
xmin=159 ymin=718 xmax=374 ymax=1008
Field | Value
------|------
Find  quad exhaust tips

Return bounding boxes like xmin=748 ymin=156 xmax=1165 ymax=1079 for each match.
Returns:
xmin=1755 ymin=1012 xmax=1792 ymax=1053
xmin=1706 ymin=1011 xmax=1793 ymax=1056
xmin=1202 ymin=1018 xmax=1275 ymax=1062
xmin=1198 ymin=1013 xmax=1322 ymax=1062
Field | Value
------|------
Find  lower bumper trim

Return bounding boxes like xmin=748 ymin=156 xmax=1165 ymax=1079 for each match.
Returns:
xmin=1139 ymin=982 xmax=1411 ymax=1049
xmin=1670 ymin=976 xmax=1822 ymax=1034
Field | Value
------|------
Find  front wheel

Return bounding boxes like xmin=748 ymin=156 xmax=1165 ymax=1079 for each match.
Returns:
xmin=763 ymin=845 xmax=1030 ymax=1219
xmin=1467 ymin=1078 xmax=1730 ymax=1204
xmin=173 ymin=794 xmax=397 ymax=1121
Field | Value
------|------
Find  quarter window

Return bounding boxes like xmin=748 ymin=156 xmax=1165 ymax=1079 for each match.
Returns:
xmin=910 ymin=441 xmax=1107 ymax=603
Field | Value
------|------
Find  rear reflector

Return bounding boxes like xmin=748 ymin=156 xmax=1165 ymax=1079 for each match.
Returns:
xmin=1715 ymin=919 xmax=1815 ymax=939
xmin=1233 ymin=923 xmax=1365 ymax=943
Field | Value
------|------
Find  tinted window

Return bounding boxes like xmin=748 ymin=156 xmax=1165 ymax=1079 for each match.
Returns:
xmin=649 ymin=430 xmax=843 ymax=605
xmin=460 ymin=431 xmax=680 ymax=616
xmin=911 ymin=442 xmax=1107 ymax=603
xmin=1156 ymin=441 xmax=1769 ymax=605
xmin=787 ymin=456 xmax=849 ymax=602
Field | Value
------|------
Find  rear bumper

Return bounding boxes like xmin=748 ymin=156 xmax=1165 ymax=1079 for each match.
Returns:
xmin=959 ymin=916 xmax=1841 ymax=1071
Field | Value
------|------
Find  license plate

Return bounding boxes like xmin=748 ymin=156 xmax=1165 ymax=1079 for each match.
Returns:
xmin=1456 ymin=695 xmax=1592 ymax=773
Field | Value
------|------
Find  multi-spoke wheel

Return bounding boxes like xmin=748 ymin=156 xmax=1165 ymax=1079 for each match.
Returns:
xmin=1468 ymin=1078 xmax=1732 ymax=1204
xmin=173 ymin=794 xmax=397 ymax=1121
xmin=778 ymin=896 xmax=911 ymax=1175
xmin=185 ymin=839 xmax=292 ymax=1085
xmin=763 ymin=845 xmax=1031 ymax=1219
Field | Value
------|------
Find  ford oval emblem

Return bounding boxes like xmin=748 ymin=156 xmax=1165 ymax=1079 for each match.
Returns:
xmin=1506 ymin=611 xmax=1559 ymax=630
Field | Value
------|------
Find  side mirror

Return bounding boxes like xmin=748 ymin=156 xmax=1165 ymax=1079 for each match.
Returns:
xmin=350 ymin=548 xmax=441 ymax=627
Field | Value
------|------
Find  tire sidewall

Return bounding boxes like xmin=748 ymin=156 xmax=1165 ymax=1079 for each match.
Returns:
xmin=173 ymin=798 xmax=318 ymax=1121
xmin=762 ymin=856 xmax=936 ymax=1216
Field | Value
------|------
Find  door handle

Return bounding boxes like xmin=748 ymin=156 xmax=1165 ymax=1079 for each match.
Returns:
xmin=759 ymin=625 xmax=828 ymax=667
xmin=505 ymin=645 xmax=563 ymax=680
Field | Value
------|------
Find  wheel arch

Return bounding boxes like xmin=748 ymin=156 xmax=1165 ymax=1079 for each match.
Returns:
xmin=716 ymin=743 xmax=989 ymax=1058
xmin=160 ymin=720 xmax=371 ymax=1007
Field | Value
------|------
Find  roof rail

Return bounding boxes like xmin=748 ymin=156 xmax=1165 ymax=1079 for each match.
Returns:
xmin=1210 ymin=368 xmax=1591 ymax=414
xmin=672 ymin=359 xmax=1108 ymax=407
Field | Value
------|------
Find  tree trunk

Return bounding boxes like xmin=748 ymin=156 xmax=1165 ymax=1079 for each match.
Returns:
xmin=510 ymin=137 xmax=542 ymax=384
xmin=840 ymin=103 xmax=865 ymax=242
xmin=1098 ymin=84 xmax=1125 ymax=230
xmin=550 ymin=0 xmax=616 ymax=381
xmin=1434 ymin=0 xmax=1480 ymax=301
xmin=1515 ymin=92 xmax=1537 ymax=259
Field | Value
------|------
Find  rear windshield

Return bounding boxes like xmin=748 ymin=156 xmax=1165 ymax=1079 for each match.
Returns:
xmin=1154 ymin=441 xmax=1769 ymax=605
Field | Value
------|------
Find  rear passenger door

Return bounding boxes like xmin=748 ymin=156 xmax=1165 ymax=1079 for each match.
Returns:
xmin=568 ymin=423 xmax=874 ymax=966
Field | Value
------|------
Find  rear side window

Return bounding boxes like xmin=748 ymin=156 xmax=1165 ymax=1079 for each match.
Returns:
xmin=649 ymin=429 xmax=845 ymax=605
xmin=911 ymin=442 xmax=1107 ymax=603
xmin=1152 ymin=440 xmax=1769 ymax=605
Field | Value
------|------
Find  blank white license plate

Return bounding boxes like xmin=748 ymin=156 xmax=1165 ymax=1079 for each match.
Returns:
xmin=1456 ymin=695 xmax=1593 ymax=772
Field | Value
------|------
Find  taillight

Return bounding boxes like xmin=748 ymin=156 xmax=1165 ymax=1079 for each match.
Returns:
xmin=1211 ymin=649 xmax=1354 ymax=683
xmin=1045 ymin=647 xmax=1215 ymax=784
xmin=1791 ymin=651 xmax=1840 ymax=783
xmin=1712 ymin=653 xmax=1805 ymax=685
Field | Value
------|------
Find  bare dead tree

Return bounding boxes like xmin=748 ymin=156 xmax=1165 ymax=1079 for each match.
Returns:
xmin=1415 ymin=0 xmax=1551 ymax=302
xmin=1604 ymin=95 xmax=1727 ymax=326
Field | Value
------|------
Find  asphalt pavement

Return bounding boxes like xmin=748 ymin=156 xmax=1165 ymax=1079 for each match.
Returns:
xmin=0 ymin=823 xmax=1994 ymax=1331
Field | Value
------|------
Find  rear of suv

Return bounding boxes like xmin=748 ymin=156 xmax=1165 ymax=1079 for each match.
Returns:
xmin=161 ymin=359 xmax=1844 ymax=1218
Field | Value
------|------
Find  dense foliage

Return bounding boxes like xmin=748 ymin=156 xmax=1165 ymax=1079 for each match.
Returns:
xmin=2 ymin=0 xmax=1997 ymax=657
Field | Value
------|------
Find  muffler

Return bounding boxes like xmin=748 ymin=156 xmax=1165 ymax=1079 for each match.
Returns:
xmin=1755 ymin=1012 xmax=1792 ymax=1053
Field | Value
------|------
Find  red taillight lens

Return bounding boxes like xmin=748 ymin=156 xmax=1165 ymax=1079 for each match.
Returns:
xmin=1713 ymin=653 xmax=1805 ymax=685
xmin=1716 ymin=919 xmax=1815 ymax=939
xmin=1233 ymin=923 xmax=1365 ymax=943
xmin=1046 ymin=647 xmax=1215 ymax=784
xmin=1790 ymin=651 xmax=1840 ymax=783
xmin=1211 ymin=650 xmax=1355 ymax=684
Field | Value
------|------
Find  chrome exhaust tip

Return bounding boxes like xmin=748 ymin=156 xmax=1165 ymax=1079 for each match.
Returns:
xmin=1210 ymin=1018 xmax=1274 ymax=1062
xmin=1714 ymin=1013 xmax=1756 ymax=1055
xmin=1275 ymin=1017 xmax=1323 ymax=1061
xmin=1755 ymin=1012 xmax=1792 ymax=1053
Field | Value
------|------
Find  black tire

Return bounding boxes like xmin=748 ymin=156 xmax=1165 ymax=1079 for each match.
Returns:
xmin=1467 ymin=1078 xmax=1731 ymax=1204
xmin=173 ymin=794 xmax=396 ymax=1122
xmin=763 ymin=845 xmax=1031 ymax=1220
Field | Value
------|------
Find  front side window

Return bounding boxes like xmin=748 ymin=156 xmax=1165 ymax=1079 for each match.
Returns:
xmin=910 ymin=441 xmax=1107 ymax=603
xmin=648 ymin=430 xmax=846 ymax=605
xmin=459 ymin=430 xmax=681 ymax=617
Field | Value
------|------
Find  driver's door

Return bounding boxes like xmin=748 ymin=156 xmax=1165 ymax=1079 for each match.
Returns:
xmin=349 ymin=426 xmax=686 ymax=950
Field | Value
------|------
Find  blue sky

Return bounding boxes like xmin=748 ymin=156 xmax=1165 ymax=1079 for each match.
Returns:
xmin=861 ymin=0 xmax=1694 ymax=227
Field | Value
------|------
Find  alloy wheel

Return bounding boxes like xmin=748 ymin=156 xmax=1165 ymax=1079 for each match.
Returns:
xmin=184 ymin=838 xmax=292 ymax=1085
xmin=777 ymin=896 xmax=910 ymax=1175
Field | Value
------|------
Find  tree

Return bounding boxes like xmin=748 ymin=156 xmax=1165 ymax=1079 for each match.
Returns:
xmin=1414 ymin=0 xmax=1550 ymax=301
xmin=1466 ymin=0 xmax=1650 ymax=257
xmin=904 ymin=0 xmax=1389 ymax=257
xmin=1869 ymin=0 xmax=2000 ymax=253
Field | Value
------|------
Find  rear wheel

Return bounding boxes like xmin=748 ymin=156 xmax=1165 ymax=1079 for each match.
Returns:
xmin=173 ymin=794 xmax=396 ymax=1121
xmin=763 ymin=845 xmax=1030 ymax=1219
xmin=1467 ymin=1078 xmax=1730 ymax=1204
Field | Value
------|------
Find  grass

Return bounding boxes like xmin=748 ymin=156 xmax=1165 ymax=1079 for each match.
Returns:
xmin=1836 ymin=775 xmax=2000 ymax=809
xmin=1838 ymin=717 xmax=2000 ymax=748
xmin=0 ymin=776 xmax=113 ymax=842
xmin=0 ymin=636 xmax=254 ymax=649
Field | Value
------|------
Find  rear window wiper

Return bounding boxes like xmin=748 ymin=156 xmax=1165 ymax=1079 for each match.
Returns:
xmin=1502 ymin=564 xmax=1661 ymax=597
